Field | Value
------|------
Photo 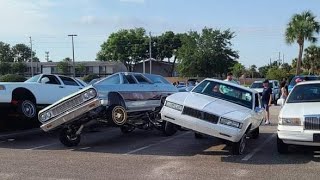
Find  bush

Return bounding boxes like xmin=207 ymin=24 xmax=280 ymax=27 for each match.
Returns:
xmin=82 ymin=74 xmax=100 ymax=83
xmin=266 ymin=68 xmax=289 ymax=81
xmin=0 ymin=74 xmax=27 ymax=82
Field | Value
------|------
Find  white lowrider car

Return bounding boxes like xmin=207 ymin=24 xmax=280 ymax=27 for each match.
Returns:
xmin=0 ymin=74 xmax=86 ymax=119
xmin=161 ymin=78 xmax=264 ymax=155
xmin=277 ymin=81 xmax=320 ymax=154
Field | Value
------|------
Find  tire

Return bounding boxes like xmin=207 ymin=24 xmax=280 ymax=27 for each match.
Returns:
xmin=194 ymin=132 xmax=204 ymax=139
xmin=59 ymin=128 xmax=81 ymax=147
xmin=232 ymin=133 xmax=247 ymax=155
xmin=18 ymin=100 xmax=37 ymax=119
xmin=277 ymin=136 xmax=289 ymax=154
xmin=120 ymin=125 xmax=135 ymax=134
xmin=251 ymin=127 xmax=259 ymax=139
xmin=163 ymin=121 xmax=177 ymax=136
xmin=108 ymin=105 xmax=128 ymax=126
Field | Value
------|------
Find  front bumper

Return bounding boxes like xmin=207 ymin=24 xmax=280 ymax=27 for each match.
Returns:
xmin=40 ymin=99 xmax=101 ymax=132
xmin=161 ymin=106 xmax=245 ymax=142
xmin=278 ymin=125 xmax=320 ymax=146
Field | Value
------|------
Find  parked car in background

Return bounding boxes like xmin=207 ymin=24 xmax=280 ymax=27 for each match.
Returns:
xmin=161 ymin=79 xmax=264 ymax=155
xmin=0 ymin=74 xmax=86 ymax=119
xmin=176 ymin=82 xmax=186 ymax=89
xmin=250 ymin=80 xmax=280 ymax=105
xmin=38 ymin=72 xmax=178 ymax=147
xmin=277 ymin=81 xmax=320 ymax=154
xmin=288 ymin=75 xmax=319 ymax=92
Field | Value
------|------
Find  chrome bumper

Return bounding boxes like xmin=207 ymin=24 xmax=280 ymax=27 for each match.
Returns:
xmin=40 ymin=99 xmax=101 ymax=132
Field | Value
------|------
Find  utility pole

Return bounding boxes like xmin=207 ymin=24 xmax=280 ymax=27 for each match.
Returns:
xmin=283 ymin=54 xmax=285 ymax=64
xmin=278 ymin=52 xmax=281 ymax=66
xmin=68 ymin=34 xmax=77 ymax=77
xmin=149 ymin=32 xmax=152 ymax=74
xmin=45 ymin=51 xmax=49 ymax=62
xmin=29 ymin=36 xmax=33 ymax=76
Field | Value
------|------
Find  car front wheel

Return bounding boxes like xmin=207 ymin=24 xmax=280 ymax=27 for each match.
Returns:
xmin=59 ymin=128 xmax=81 ymax=147
xmin=277 ymin=136 xmax=288 ymax=154
xmin=232 ymin=133 xmax=247 ymax=155
xmin=251 ymin=127 xmax=259 ymax=139
xmin=163 ymin=121 xmax=177 ymax=136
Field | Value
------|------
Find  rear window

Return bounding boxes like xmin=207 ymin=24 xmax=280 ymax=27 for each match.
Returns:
xmin=144 ymin=74 xmax=170 ymax=84
xmin=250 ymin=82 xmax=263 ymax=88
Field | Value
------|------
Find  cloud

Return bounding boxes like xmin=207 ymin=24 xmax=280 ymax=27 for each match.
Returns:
xmin=119 ymin=0 xmax=145 ymax=4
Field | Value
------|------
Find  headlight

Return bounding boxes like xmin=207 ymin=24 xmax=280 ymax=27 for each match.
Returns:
xmin=0 ymin=85 xmax=5 ymax=90
xmin=39 ymin=111 xmax=53 ymax=122
xmin=88 ymin=89 xmax=97 ymax=98
xmin=165 ymin=101 xmax=183 ymax=111
xmin=220 ymin=117 xmax=243 ymax=129
xmin=278 ymin=117 xmax=301 ymax=126
xmin=82 ymin=89 xmax=97 ymax=101
xmin=83 ymin=92 xmax=90 ymax=100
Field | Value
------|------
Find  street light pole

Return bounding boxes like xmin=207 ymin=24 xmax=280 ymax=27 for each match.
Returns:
xmin=149 ymin=32 xmax=152 ymax=74
xmin=68 ymin=34 xmax=77 ymax=77
xmin=29 ymin=36 xmax=33 ymax=76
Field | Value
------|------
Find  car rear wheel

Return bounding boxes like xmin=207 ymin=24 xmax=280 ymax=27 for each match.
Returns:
xmin=59 ymin=127 xmax=81 ymax=147
xmin=251 ymin=127 xmax=259 ymax=139
xmin=232 ymin=133 xmax=247 ymax=155
xmin=277 ymin=136 xmax=289 ymax=154
xmin=163 ymin=121 xmax=177 ymax=136
xmin=108 ymin=105 xmax=128 ymax=126
xmin=18 ymin=100 xmax=37 ymax=119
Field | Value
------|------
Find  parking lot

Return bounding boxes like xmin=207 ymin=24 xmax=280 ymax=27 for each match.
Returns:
xmin=0 ymin=106 xmax=319 ymax=180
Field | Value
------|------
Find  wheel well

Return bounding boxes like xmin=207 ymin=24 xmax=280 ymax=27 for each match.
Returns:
xmin=12 ymin=88 xmax=36 ymax=103
xmin=245 ymin=124 xmax=252 ymax=134
xmin=108 ymin=92 xmax=125 ymax=107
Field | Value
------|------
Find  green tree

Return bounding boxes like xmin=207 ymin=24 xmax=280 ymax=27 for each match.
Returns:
xmin=57 ymin=57 xmax=71 ymax=74
xmin=231 ymin=62 xmax=245 ymax=78
xmin=75 ymin=63 xmax=86 ymax=76
xmin=266 ymin=67 xmax=288 ymax=81
xmin=177 ymin=28 xmax=238 ymax=77
xmin=97 ymin=28 xmax=148 ymax=71
xmin=0 ymin=62 xmax=11 ymax=75
xmin=280 ymin=63 xmax=292 ymax=73
xmin=11 ymin=44 xmax=38 ymax=62
xmin=248 ymin=64 xmax=257 ymax=78
xmin=11 ymin=62 xmax=27 ymax=74
xmin=285 ymin=10 xmax=320 ymax=75
xmin=0 ymin=42 xmax=14 ymax=62
xmin=303 ymin=45 xmax=320 ymax=74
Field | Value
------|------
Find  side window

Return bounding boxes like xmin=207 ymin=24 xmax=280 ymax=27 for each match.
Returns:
xmin=134 ymin=74 xmax=150 ymax=84
xmin=123 ymin=75 xmax=137 ymax=84
xmin=59 ymin=76 xmax=79 ymax=86
xmin=255 ymin=94 xmax=260 ymax=108
xmin=40 ymin=75 xmax=61 ymax=85
xmin=99 ymin=74 xmax=120 ymax=85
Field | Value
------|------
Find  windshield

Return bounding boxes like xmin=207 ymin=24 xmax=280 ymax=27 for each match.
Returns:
xmin=287 ymin=83 xmax=320 ymax=103
xmin=192 ymin=80 xmax=253 ymax=109
xmin=250 ymin=82 xmax=263 ymax=88
xmin=25 ymin=74 xmax=41 ymax=83
xmin=289 ymin=76 xmax=319 ymax=87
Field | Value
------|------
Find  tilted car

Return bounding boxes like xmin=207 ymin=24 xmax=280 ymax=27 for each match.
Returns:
xmin=277 ymin=81 xmax=320 ymax=154
xmin=38 ymin=72 xmax=178 ymax=147
xmin=161 ymin=79 xmax=264 ymax=155
xmin=250 ymin=80 xmax=280 ymax=105
xmin=0 ymin=74 xmax=86 ymax=119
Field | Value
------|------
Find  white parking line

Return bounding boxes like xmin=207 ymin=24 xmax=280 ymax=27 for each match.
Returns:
xmin=125 ymin=132 xmax=190 ymax=155
xmin=242 ymin=133 xmax=276 ymax=161
xmin=79 ymin=147 xmax=91 ymax=150
xmin=25 ymin=143 xmax=58 ymax=150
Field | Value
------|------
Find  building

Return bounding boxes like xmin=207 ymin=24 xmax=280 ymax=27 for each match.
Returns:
xmin=24 ymin=61 xmax=127 ymax=77
xmin=133 ymin=58 xmax=178 ymax=77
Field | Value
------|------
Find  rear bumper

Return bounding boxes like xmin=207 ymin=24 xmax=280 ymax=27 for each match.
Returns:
xmin=40 ymin=99 xmax=102 ymax=132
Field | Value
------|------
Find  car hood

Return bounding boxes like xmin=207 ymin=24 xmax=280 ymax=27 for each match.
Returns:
xmin=280 ymin=102 xmax=320 ymax=118
xmin=166 ymin=92 xmax=251 ymax=120
xmin=251 ymin=88 xmax=263 ymax=93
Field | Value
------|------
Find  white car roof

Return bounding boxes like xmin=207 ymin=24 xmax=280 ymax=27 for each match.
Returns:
xmin=295 ymin=80 xmax=320 ymax=86
xmin=204 ymin=78 xmax=257 ymax=93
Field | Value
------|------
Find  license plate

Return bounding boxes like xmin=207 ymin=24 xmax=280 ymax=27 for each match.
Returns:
xmin=313 ymin=134 xmax=320 ymax=142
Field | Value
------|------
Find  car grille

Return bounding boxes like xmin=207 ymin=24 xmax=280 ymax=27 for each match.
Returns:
xmin=51 ymin=94 xmax=84 ymax=117
xmin=182 ymin=106 xmax=219 ymax=124
xmin=305 ymin=116 xmax=320 ymax=130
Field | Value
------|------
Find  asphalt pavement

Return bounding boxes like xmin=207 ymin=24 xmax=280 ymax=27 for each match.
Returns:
xmin=0 ymin=106 xmax=319 ymax=180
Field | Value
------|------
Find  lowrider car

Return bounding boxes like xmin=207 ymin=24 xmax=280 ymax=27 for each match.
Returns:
xmin=38 ymin=72 xmax=178 ymax=147
xmin=0 ymin=74 xmax=86 ymax=119
xmin=277 ymin=81 xmax=320 ymax=154
xmin=161 ymin=79 xmax=264 ymax=155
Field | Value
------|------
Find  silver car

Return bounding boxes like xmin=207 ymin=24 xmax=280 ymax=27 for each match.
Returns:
xmin=38 ymin=72 xmax=178 ymax=147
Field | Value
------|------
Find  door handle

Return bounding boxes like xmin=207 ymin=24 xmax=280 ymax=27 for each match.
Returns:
xmin=59 ymin=86 xmax=64 ymax=88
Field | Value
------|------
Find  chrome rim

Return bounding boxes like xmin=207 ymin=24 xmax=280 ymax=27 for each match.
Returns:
xmin=112 ymin=106 xmax=127 ymax=125
xmin=239 ymin=134 xmax=247 ymax=154
xmin=22 ymin=100 xmax=36 ymax=118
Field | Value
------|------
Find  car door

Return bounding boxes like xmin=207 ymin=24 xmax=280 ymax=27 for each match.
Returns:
xmin=58 ymin=76 xmax=84 ymax=96
xmin=35 ymin=75 xmax=67 ymax=105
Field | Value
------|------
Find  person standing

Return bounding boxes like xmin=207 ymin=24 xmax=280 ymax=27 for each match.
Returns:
xmin=261 ymin=79 xmax=272 ymax=125
xmin=224 ymin=72 xmax=239 ymax=84
xmin=279 ymin=81 xmax=288 ymax=106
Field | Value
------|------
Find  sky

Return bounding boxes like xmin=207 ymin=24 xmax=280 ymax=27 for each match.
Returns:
xmin=0 ymin=0 xmax=320 ymax=68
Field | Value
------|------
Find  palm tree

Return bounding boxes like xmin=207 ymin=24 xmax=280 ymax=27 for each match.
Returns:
xmin=285 ymin=10 xmax=320 ymax=75
xmin=304 ymin=45 xmax=320 ymax=74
